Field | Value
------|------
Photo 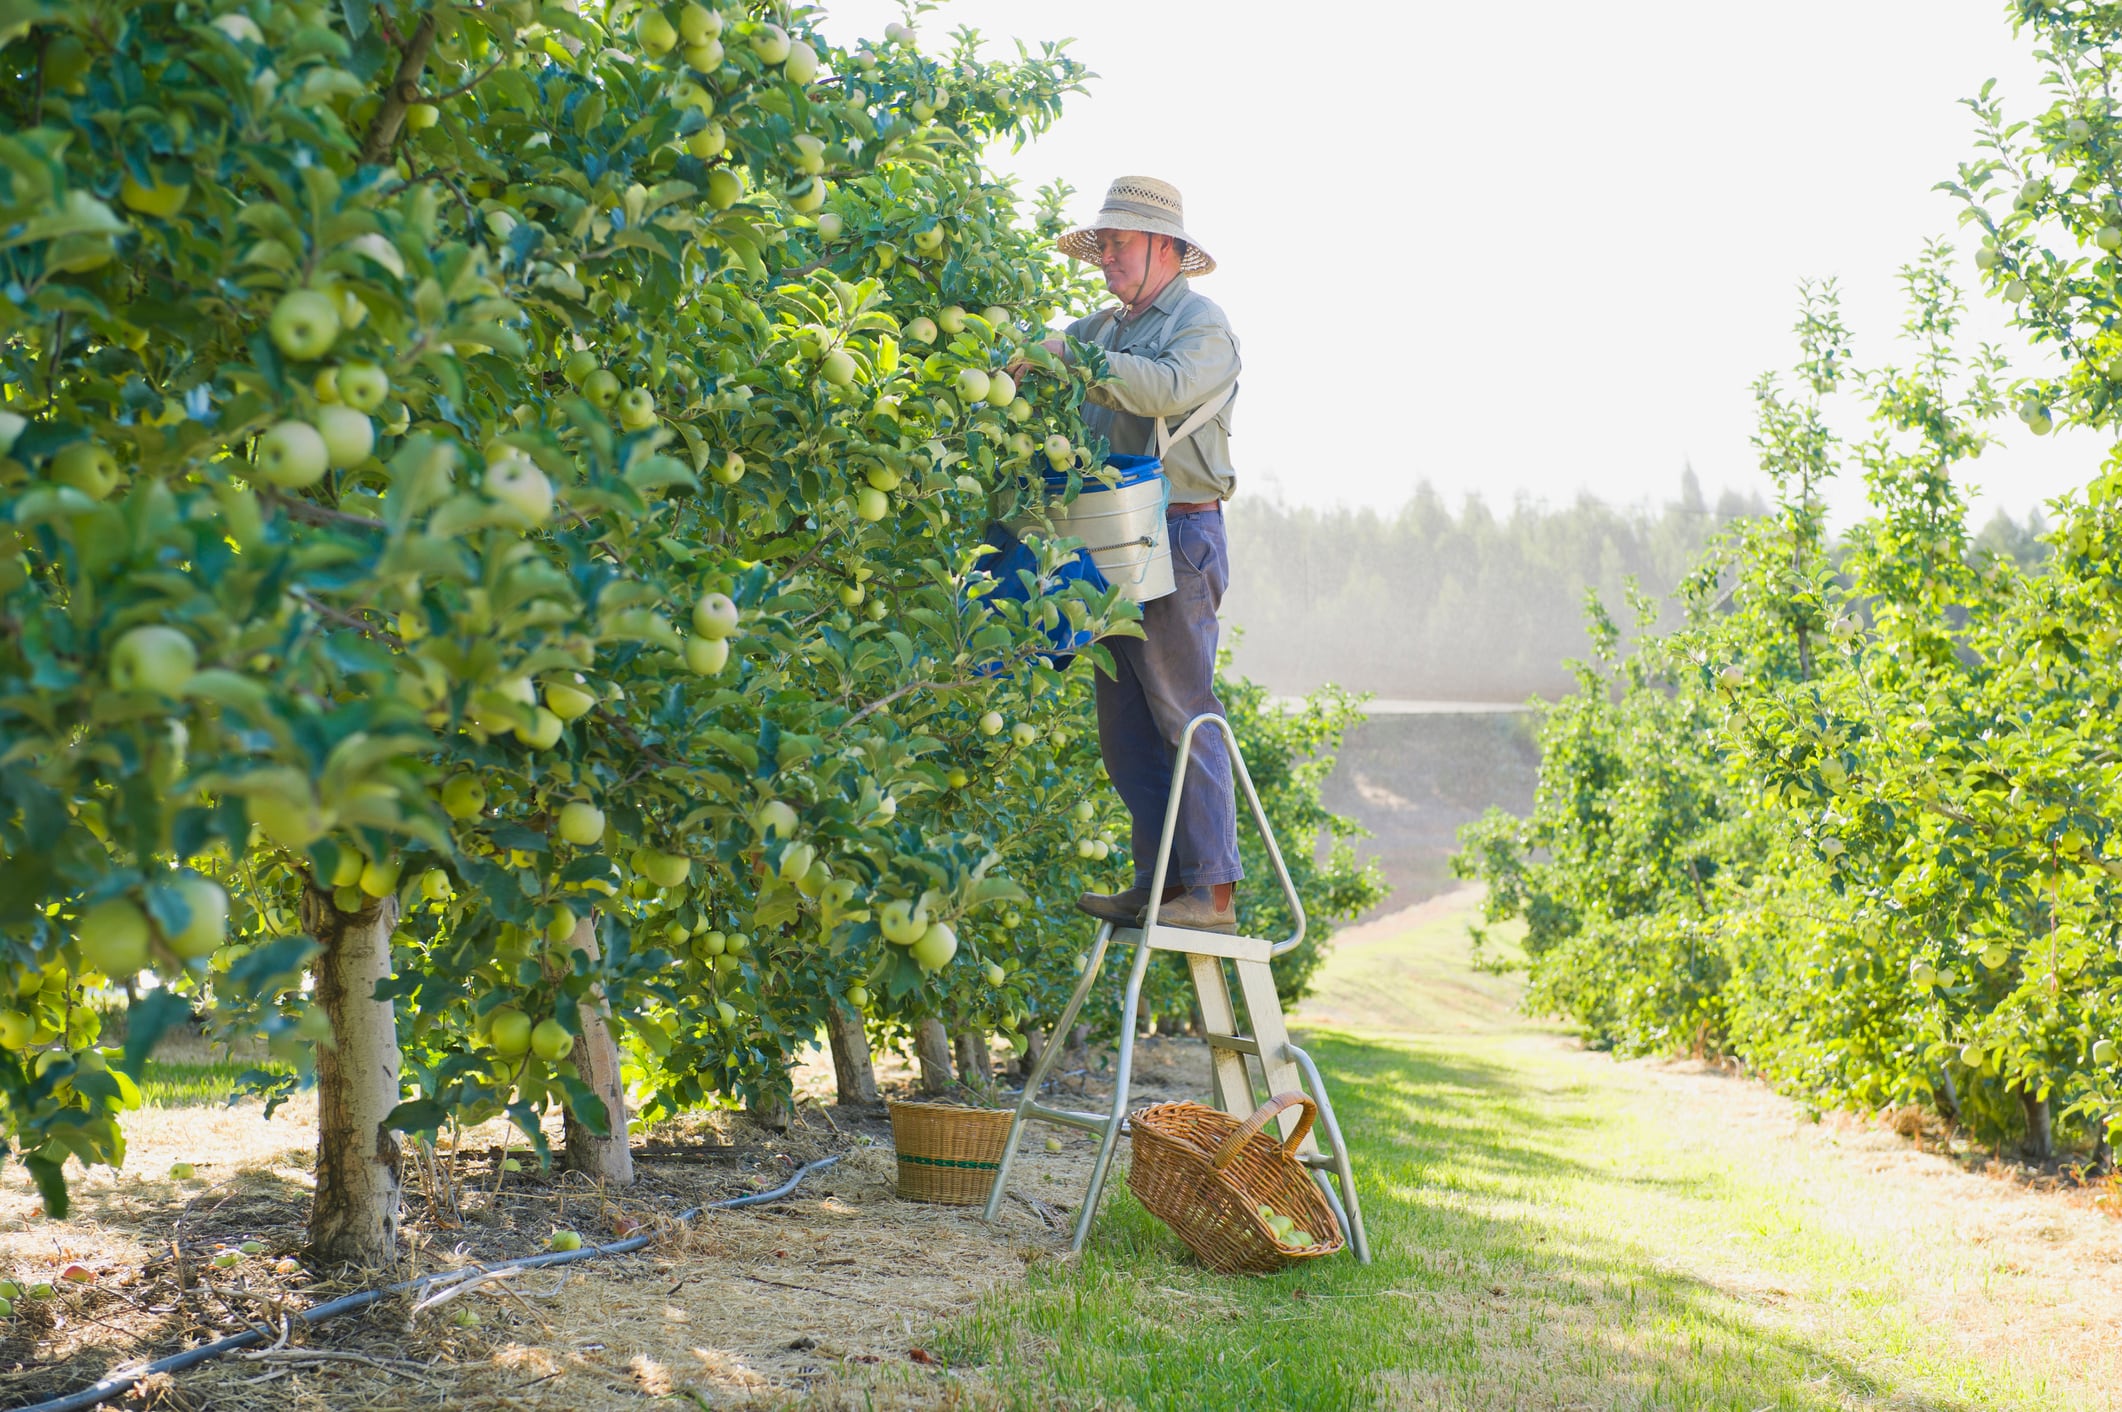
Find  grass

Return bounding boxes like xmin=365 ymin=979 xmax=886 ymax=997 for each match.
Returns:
xmin=937 ymin=896 xmax=2088 ymax=1411
xmin=134 ymin=1059 xmax=291 ymax=1109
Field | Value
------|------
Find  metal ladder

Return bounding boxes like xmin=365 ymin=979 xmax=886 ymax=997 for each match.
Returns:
xmin=981 ymin=713 xmax=1372 ymax=1263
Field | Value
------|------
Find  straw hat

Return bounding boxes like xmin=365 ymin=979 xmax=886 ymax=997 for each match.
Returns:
xmin=1057 ymin=175 xmax=1216 ymax=276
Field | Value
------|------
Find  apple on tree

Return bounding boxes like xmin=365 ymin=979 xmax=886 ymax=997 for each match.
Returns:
xmin=255 ymin=420 xmax=330 ymax=489
xmin=268 ymin=289 xmax=340 ymax=361
xmin=109 ymin=625 xmax=197 ymax=696
xmin=49 ymin=442 xmax=121 ymax=500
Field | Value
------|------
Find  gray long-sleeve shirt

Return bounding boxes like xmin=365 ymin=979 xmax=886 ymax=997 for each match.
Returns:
xmin=1065 ymin=275 xmax=1240 ymax=504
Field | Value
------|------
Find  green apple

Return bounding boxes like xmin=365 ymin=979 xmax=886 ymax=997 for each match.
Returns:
xmin=50 ymin=442 xmax=121 ymax=499
xmin=167 ymin=1161 xmax=196 ymax=1179
xmin=845 ymin=983 xmax=869 ymax=1008
xmin=680 ymin=3 xmax=722 ymax=43
xmin=0 ymin=1012 xmax=31 ymax=1049
xmin=984 ymin=371 xmax=1016 ymax=407
xmin=269 ymin=289 xmax=341 ymax=360
xmin=839 ymin=583 xmax=864 ymax=607
xmin=315 ymin=406 xmax=374 ymax=469
xmin=1044 ymin=1137 xmax=1063 ymax=1154
xmin=79 ymin=898 xmax=151 ymax=975
xmin=914 ymin=228 xmax=946 ymax=257
xmin=946 ymin=768 xmax=969 ymax=789
xmin=1960 ymin=1043 xmax=1984 ymax=1069
xmin=544 ymin=676 xmax=596 ymax=720
xmin=329 ymin=850 xmax=365 ymax=888
xmin=878 ymin=898 xmax=928 ymax=945
xmin=816 ymin=211 xmax=844 ymax=241
xmin=955 ymin=367 xmax=991 ymax=403
xmin=2003 ymin=277 xmax=2029 ymax=301
xmin=441 ymin=775 xmax=487 ymax=819
xmin=24 ymin=1282 xmax=53 ymax=1300
xmin=563 ymin=350 xmax=600 ymax=386
xmin=750 ymin=23 xmax=791 ymax=63
xmin=405 ymin=102 xmax=440 ymax=130
xmin=884 ymin=20 xmax=915 ymax=44
xmin=712 ymin=450 xmax=745 ymax=484
xmin=934 ymin=304 xmax=965 ymax=333
xmin=910 ymin=921 xmax=957 ymax=971
xmin=110 ymin=625 xmax=197 ymax=696
xmin=984 ymin=961 xmax=1006 ymax=986
xmin=487 ymin=454 xmax=554 ymax=524
xmin=685 ymin=635 xmax=730 ymax=675
xmin=420 ymin=868 xmax=452 ymax=900
xmin=788 ymin=176 xmax=827 ymax=214
xmin=978 ymin=711 xmax=1004 ymax=737
xmin=644 ymin=851 xmax=691 ymax=888
xmin=337 ymin=362 xmax=390 ymax=412
xmin=1041 ymin=433 xmax=1072 ymax=466
xmin=531 ymin=1018 xmax=573 ymax=1062
xmin=784 ymin=39 xmax=819 ymax=83
xmin=1072 ymin=800 xmax=1096 ymax=823
xmin=555 ymin=800 xmax=605 ymax=848
xmin=2099 ymin=226 xmax=2122 ymax=252
xmin=821 ymin=349 xmax=856 ymax=386
xmin=981 ymin=305 xmax=1012 ymax=330
xmin=2095 ymin=1038 xmax=2118 ymax=1064
xmin=255 ymin=419 xmax=330 ymax=488
xmin=699 ymin=930 xmax=727 ymax=956
xmin=903 ymin=316 xmax=937 ymax=345
xmin=581 ymin=369 xmax=621 ymax=407
xmin=755 ymin=799 xmax=799 ymax=837
xmin=692 ymin=592 xmax=740 ymax=639
xmin=856 ymin=486 xmax=889 ymax=522
xmin=864 ymin=465 xmax=901 ymax=491
xmin=791 ymin=134 xmax=826 ymax=174
xmin=545 ymin=905 xmax=578 ymax=943
xmin=1718 ymin=665 xmax=1745 ymax=690
xmin=165 ymin=875 xmax=228 ymax=960
xmin=707 ymin=168 xmax=742 ymax=209
xmin=777 ymin=840 xmax=817 ymax=883
xmin=685 ymin=121 xmax=727 ymax=157
xmin=636 ymin=8 xmax=677 ymax=53
xmin=1007 ymin=397 xmax=1033 ymax=424
xmin=616 ymin=387 xmax=658 ymax=429
xmin=548 ymin=1228 xmax=583 ymax=1252
xmin=489 ymin=1008 xmax=532 ymax=1057
xmin=1011 ymin=722 xmax=1038 ymax=747
xmin=357 ymin=856 xmax=401 ymax=898
xmin=120 ymin=172 xmax=191 ymax=218
xmin=515 ymin=706 xmax=564 ymax=749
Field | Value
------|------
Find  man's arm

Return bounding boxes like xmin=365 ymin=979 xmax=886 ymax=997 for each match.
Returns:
xmin=1083 ymin=313 xmax=1238 ymax=419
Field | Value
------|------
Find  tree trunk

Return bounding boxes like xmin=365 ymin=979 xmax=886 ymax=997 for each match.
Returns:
xmin=306 ymin=884 xmax=404 ymax=1267
xmin=2020 ymin=1088 xmax=2054 ymax=1162
xmin=825 ymin=1002 xmax=878 ymax=1105
xmin=561 ymin=916 xmax=633 ymax=1185
xmin=1013 ymin=1028 xmax=1046 ymax=1083
xmin=954 ymin=1028 xmax=992 ymax=1086
xmin=1935 ymin=1067 xmax=1960 ymax=1124
xmin=914 ymin=1017 xmax=953 ymax=1094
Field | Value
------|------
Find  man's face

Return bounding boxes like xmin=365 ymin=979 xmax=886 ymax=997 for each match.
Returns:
xmin=1096 ymin=229 xmax=1160 ymax=300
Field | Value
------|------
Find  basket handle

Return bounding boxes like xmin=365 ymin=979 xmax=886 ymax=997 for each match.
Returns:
xmin=1208 ymin=1091 xmax=1316 ymax=1171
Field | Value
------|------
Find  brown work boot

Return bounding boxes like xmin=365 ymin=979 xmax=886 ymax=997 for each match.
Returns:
xmin=1076 ymin=885 xmax=1153 ymax=926
xmin=1152 ymin=887 xmax=1238 ymax=934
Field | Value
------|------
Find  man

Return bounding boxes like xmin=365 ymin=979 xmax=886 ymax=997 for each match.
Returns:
xmin=1013 ymin=175 xmax=1243 ymax=934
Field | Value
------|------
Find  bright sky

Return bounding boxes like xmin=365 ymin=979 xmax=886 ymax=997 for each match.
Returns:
xmin=821 ymin=0 xmax=2102 ymax=528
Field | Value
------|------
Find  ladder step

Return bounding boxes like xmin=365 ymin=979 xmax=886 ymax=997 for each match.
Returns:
xmin=1023 ymin=1102 xmax=1112 ymax=1134
xmin=1119 ymin=924 xmax=1273 ymax=963
xmin=1204 ymin=1032 xmax=1262 ymax=1056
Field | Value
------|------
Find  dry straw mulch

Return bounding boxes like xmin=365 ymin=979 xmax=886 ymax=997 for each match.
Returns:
xmin=0 ymin=1035 xmax=1217 ymax=1411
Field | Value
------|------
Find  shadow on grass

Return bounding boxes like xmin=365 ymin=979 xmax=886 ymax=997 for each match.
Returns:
xmin=941 ymin=1031 xmax=2000 ymax=1412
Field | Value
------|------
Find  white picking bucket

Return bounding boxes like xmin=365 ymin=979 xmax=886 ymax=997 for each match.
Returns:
xmin=1043 ymin=456 xmax=1174 ymax=603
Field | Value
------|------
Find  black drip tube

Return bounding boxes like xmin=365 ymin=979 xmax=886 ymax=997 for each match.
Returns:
xmin=17 ymin=1154 xmax=843 ymax=1412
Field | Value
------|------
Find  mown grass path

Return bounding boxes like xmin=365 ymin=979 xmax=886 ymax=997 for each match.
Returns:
xmin=942 ymin=893 xmax=2121 ymax=1411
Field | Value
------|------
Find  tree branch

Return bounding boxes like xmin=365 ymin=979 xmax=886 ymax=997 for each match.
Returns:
xmin=359 ymin=13 xmax=439 ymax=166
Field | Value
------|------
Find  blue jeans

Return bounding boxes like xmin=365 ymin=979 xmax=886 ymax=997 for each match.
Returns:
xmin=1094 ymin=510 xmax=1244 ymax=890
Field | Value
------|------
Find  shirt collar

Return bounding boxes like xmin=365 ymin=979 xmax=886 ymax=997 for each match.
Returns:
xmin=1121 ymin=273 xmax=1191 ymax=322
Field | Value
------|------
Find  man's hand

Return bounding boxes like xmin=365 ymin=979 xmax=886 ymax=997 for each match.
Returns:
xmin=1005 ymin=337 xmax=1069 ymax=378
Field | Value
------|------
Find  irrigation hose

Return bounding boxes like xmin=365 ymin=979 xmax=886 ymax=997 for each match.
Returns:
xmin=19 ymin=1154 xmax=843 ymax=1412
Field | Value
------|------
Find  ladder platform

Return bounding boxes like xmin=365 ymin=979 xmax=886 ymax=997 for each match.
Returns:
xmin=1204 ymin=1033 xmax=1263 ymax=1057
xmin=1120 ymin=924 xmax=1275 ymax=963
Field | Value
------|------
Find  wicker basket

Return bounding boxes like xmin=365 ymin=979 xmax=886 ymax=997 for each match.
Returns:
xmin=1127 ymin=1092 xmax=1344 ymax=1274
xmin=888 ymin=1100 xmax=1013 ymax=1205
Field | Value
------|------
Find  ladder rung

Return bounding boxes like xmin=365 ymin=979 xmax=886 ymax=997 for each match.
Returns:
xmin=1023 ymin=1102 xmax=1112 ymax=1134
xmin=1204 ymin=1032 xmax=1262 ymax=1056
xmin=1121 ymin=924 xmax=1273 ymax=963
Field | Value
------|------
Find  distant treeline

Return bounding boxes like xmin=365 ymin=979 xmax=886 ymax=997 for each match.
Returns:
xmin=1220 ymin=474 xmax=2051 ymax=702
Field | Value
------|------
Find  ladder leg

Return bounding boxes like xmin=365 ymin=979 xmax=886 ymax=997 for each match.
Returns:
xmin=1233 ymin=960 xmax=1307 ymax=1141
xmin=1187 ymin=954 xmax=1254 ymax=1118
xmin=1286 ymin=1042 xmax=1371 ymax=1264
xmin=983 ymin=922 xmax=1116 ymax=1223
xmin=1070 ymin=935 xmax=1154 ymax=1252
